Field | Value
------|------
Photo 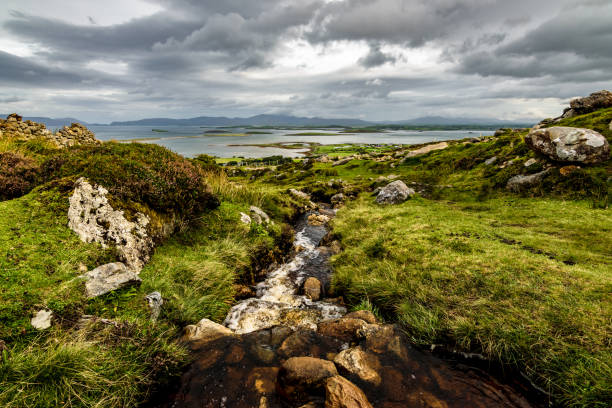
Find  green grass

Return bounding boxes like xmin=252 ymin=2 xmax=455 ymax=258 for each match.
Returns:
xmin=548 ymin=107 xmax=612 ymax=142
xmin=331 ymin=195 xmax=611 ymax=407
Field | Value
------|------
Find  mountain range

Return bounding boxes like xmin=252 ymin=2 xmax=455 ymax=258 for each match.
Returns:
xmin=2 ymin=113 xmax=534 ymax=128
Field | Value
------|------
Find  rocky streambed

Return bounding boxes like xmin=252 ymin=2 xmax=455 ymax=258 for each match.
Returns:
xmin=168 ymin=209 xmax=540 ymax=408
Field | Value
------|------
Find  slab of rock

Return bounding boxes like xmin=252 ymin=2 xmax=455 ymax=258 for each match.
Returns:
xmin=82 ymin=262 xmax=142 ymax=298
xmin=303 ymin=277 xmax=323 ymax=301
xmin=290 ymin=189 xmax=311 ymax=200
xmin=375 ymin=180 xmax=414 ymax=205
xmin=68 ymin=178 xmax=153 ymax=271
xmin=525 ymin=127 xmax=609 ymax=164
xmin=333 ymin=157 xmax=353 ymax=167
xmin=333 ymin=347 xmax=382 ymax=387
xmin=250 ymin=206 xmax=270 ymax=224
xmin=325 ymin=375 xmax=373 ymax=408
xmin=317 ymin=318 xmax=368 ymax=342
xmin=31 ymin=309 xmax=53 ymax=330
xmin=569 ymin=90 xmax=612 ymax=114
xmin=403 ymin=142 xmax=448 ymax=159
xmin=182 ymin=318 xmax=234 ymax=344
xmin=279 ymin=357 xmax=338 ymax=402
xmin=484 ymin=156 xmax=497 ymax=165
xmin=506 ymin=170 xmax=551 ymax=192
xmin=308 ymin=214 xmax=330 ymax=226
xmin=524 ymin=158 xmax=537 ymax=167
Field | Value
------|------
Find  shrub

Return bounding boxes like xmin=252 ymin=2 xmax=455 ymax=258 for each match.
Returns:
xmin=0 ymin=152 xmax=41 ymax=200
xmin=41 ymin=142 xmax=219 ymax=218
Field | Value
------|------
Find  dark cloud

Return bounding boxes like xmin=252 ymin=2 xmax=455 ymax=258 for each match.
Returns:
xmin=359 ymin=44 xmax=397 ymax=68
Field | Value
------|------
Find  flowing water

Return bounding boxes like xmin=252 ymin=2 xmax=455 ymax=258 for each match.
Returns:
xmin=168 ymin=209 xmax=543 ymax=408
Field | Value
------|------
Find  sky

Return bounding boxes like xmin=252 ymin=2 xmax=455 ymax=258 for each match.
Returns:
xmin=0 ymin=0 xmax=611 ymax=123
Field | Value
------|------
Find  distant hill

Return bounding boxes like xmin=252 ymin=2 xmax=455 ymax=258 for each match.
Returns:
xmin=391 ymin=116 xmax=534 ymax=127
xmin=110 ymin=114 xmax=373 ymax=127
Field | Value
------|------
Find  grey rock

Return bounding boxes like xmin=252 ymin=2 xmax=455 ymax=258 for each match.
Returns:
xmin=68 ymin=178 xmax=153 ymax=271
xmin=145 ymin=292 xmax=163 ymax=321
xmin=506 ymin=170 xmax=551 ymax=192
xmin=375 ymin=180 xmax=415 ymax=205
xmin=182 ymin=318 xmax=234 ymax=343
xmin=484 ymin=156 xmax=497 ymax=165
xmin=569 ymin=90 xmax=612 ymax=114
xmin=250 ymin=206 xmax=270 ymax=224
xmin=290 ymin=189 xmax=311 ymax=200
xmin=330 ymin=193 xmax=345 ymax=207
xmin=525 ymin=127 xmax=609 ymax=164
xmin=240 ymin=212 xmax=251 ymax=224
xmin=332 ymin=157 xmax=352 ymax=167
xmin=83 ymin=262 xmax=142 ymax=298
xmin=524 ymin=158 xmax=537 ymax=167
xmin=31 ymin=309 xmax=53 ymax=330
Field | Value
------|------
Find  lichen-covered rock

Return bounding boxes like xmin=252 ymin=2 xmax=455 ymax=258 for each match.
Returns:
xmin=250 ymin=206 xmax=270 ymax=224
xmin=145 ymin=291 xmax=163 ymax=321
xmin=68 ymin=178 xmax=153 ymax=271
xmin=82 ymin=262 xmax=142 ymax=298
xmin=325 ymin=376 xmax=373 ymax=408
xmin=330 ymin=193 xmax=345 ymax=207
xmin=375 ymin=180 xmax=414 ymax=205
xmin=569 ymin=90 xmax=612 ymax=114
xmin=403 ymin=142 xmax=448 ymax=159
xmin=240 ymin=212 xmax=252 ymax=224
xmin=31 ymin=309 xmax=53 ymax=330
xmin=506 ymin=170 xmax=551 ymax=192
xmin=303 ymin=277 xmax=323 ymax=301
xmin=525 ymin=127 xmax=609 ymax=164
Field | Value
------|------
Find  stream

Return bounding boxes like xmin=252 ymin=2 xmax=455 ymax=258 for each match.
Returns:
xmin=169 ymin=208 xmax=543 ymax=408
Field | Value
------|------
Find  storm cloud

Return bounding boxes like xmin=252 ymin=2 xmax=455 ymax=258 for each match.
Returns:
xmin=0 ymin=0 xmax=610 ymax=122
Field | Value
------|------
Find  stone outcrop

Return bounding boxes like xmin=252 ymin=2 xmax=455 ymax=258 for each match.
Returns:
xmin=375 ymin=180 xmax=415 ymax=205
xmin=325 ymin=376 xmax=373 ymax=408
xmin=250 ymin=206 xmax=270 ymax=224
xmin=525 ymin=127 xmax=609 ymax=164
xmin=403 ymin=142 xmax=448 ymax=159
xmin=333 ymin=347 xmax=382 ymax=387
xmin=0 ymin=113 xmax=100 ymax=148
xmin=82 ymin=262 xmax=142 ymax=298
xmin=145 ymin=291 xmax=163 ymax=321
xmin=308 ymin=214 xmax=330 ymax=226
xmin=302 ymin=277 xmax=323 ymax=301
xmin=278 ymin=357 xmax=338 ymax=403
xmin=182 ymin=318 xmax=235 ymax=344
xmin=569 ymin=90 xmax=612 ymax=115
xmin=68 ymin=178 xmax=153 ymax=271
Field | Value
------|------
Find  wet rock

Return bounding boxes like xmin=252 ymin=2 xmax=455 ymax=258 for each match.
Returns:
xmin=403 ymin=142 xmax=448 ymax=159
xmin=31 ymin=309 xmax=53 ymax=330
xmin=82 ymin=262 xmax=142 ymax=298
xmin=525 ymin=127 xmax=609 ymax=164
xmin=317 ymin=318 xmax=368 ymax=342
xmin=303 ymin=277 xmax=323 ymax=301
xmin=240 ymin=212 xmax=252 ymax=224
xmin=343 ymin=310 xmax=377 ymax=324
xmin=144 ymin=291 xmax=163 ymax=321
xmin=506 ymin=170 xmax=551 ymax=192
xmin=234 ymin=284 xmax=256 ymax=300
xmin=250 ymin=343 xmax=277 ymax=364
xmin=381 ymin=368 xmax=408 ymax=402
xmin=278 ymin=357 xmax=338 ymax=403
xmin=68 ymin=178 xmax=153 ymax=271
xmin=333 ymin=347 xmax=382 ymax=387
xmin=375 ymin=180 xmax=415 ymax=205
xmin=360 ymin=324 xmax=402 ymax=356
xmin=278 ymin=330 xmax=343 ymax=359
xmin=270 ymin=326 xmax=294 ymax=346
xmin=182 ymin=318 xmax=234 ymax=344
xmin=569 ymin=90 xmax=612 ymax=114
xmin=225 ymin=344 xmax=246 ymax=364
xmin=249 ymin=367 xmax=280 ymax=395
xmin=308 ymin=214 xmax=330 ymax=226
xmin=250 ymin=206 xmax=270 ymax=224
xmin=484 ymin=156 xmax=497 ymax=165
xmin=325 ymin=375 xmax=373 ymax=408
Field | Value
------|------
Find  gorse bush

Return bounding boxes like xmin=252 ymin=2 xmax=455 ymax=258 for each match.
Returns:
xmin=42 ymin=142 xmax=219 ymax=218
xmin=0 ymin=152 xmax=41 ymax=200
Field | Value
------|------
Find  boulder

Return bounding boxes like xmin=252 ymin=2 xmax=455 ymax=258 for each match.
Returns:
xmin=333 ymin=158 xmax=353 ymax=167
xmin=31 ymin=309 xmax=53 ymax=330
xmin=484 ymin=156 xmax=497 ymax=165
xmin=333 ymin=347 xmax=382 ymax=387
xmin=525 ymin=127 xmax=609 ymax=164
xmin=82 ymin=262 xmax=142 ymax=298
xmin=330 ymin=193 xmax=345 ymax=207
xmin=317 ymin=318 xmax=368 ymax=342
xmin=250 ymin=206 xmax=270 ymax=224
xmin=524 ymin=158 xmax=537 ymax=167
xmin=375 ymin=181 xmax=414 ymax=205
xmin=325 ymin=376 xmax=373 ymax=408
xmin=569 ymin=90 xmax=612 ymax=114
xmin=303 ymin=277 xmax=323 ymax=301
xmin=290 ymin=189 xmax=311 ymax=200
xmin=68 ymin=178 xmax=153 ymax=271
xmin=506 ymin=170 xmax=551 ymax=192
xmin=343 ymin=310 xmax=377 ymax=324
xmin=145 ymin=291 xmax=163 ymax=321
xmin=182 ymin=318 xmax=234 ymax=343
xmin=278 ymin=357 xmax=338 ymax=402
